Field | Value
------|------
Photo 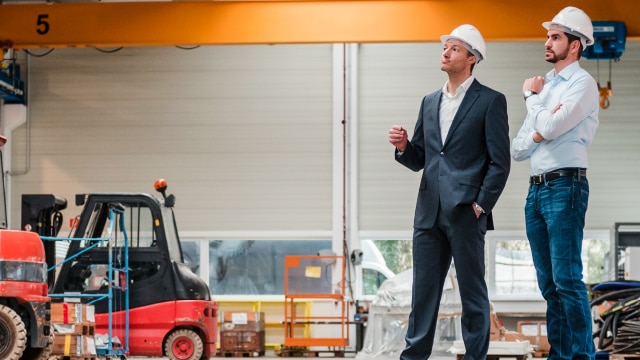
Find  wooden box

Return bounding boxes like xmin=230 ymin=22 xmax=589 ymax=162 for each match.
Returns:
xmin=219 ymin=311 xmax=266 ymax=354
xmin=51 ymin=302 xmax=95 ymax=325
xmin=51 ymin=334 xmax=96 ymax=357
xmin=518 ymin=320 xmax=549 ymax=352
xmin=220 ymin=311 xmax=265 ymax=332
xmin=220 ymin=330 xmax=265 ymax=355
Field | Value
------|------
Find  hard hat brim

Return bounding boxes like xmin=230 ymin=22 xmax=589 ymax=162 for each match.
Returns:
xmin=440 ymin=35 xmax=467 ymax=46
xmin=542 ymin=22 xmax=593 ymax=47
xmin=440 ymin=35 xmax=484 ymax=62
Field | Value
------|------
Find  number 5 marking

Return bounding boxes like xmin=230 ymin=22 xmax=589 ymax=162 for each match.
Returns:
xmin=37 ymin=14 xmax=50 ymax=35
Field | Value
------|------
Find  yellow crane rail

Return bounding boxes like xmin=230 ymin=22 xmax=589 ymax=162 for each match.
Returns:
xmin=0 ymin=0 xmax=638 ymax=49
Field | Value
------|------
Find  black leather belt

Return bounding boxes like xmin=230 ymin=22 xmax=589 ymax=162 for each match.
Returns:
xmin=530 ymin=168 xmax=587 ymax=185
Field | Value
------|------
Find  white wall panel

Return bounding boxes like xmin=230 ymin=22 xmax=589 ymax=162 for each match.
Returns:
xmin=5 ymin=41 xmax=640 ymax=236
xmin=358 ymin=41 xmax=640 ymax=232
xmin=9 ymin=45 xmax=334 ymax=232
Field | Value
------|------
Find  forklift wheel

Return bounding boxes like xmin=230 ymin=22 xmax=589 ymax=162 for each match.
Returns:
xmin=165 ymin=328 xmax=204 ymax=360
xmin=0 ymin=305 xmax=28 ymax=360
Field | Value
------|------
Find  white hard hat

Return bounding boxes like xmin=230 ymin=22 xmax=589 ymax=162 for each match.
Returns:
xmin=440 ymin=24 xmax=487 ymax=63
xmin=542 ymin=6 xmax=594 ymax=48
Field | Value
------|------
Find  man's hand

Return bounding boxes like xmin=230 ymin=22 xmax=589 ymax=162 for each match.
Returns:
xmin=389 ymin=125 xmax=408 ymax=152
xmin=532 ymin=103 xmax=562 ymax=143
xmin=523 ymin=76 xmax=545 ymax=94
xmin=533 ymin=132 xmax=544 ymax=143
xmin=472 ymin=203 xmax=482 ymax=218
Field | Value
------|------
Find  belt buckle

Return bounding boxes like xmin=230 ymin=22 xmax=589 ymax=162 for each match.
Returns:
xmin=531 ymin=174 xmax=543 ymax=184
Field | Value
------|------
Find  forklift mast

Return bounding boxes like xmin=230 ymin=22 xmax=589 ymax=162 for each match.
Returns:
xmin=21 ymin=194 xmax=67 ymax=289
xmin=0 ymin=135 xmax=7 ymax=229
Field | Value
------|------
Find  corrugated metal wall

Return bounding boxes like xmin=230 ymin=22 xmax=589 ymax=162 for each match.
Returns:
xmin=5 ymin=41 xmax=640 ymax=236
xmin=9 ymin=45 xmax=334 ymax=232
xmin=358 ymin=41 xmax=640 ymax=232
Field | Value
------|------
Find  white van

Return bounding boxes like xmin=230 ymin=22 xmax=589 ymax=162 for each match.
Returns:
xmin=360 ymin=239 xmax=396 ymax=298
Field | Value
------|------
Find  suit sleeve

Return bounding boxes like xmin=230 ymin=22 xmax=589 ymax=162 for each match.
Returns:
xmin=395 ymin=97 xmax=426 ymax=172
xmin=477 ymin=93 xmax=510 ymax=213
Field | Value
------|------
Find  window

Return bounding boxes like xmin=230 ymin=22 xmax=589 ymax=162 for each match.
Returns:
xmin=360 ymin=232 xmax=610 ymax=302
xmin=486 ymin=231 xmax=611 ymax=300
xmin=188 ymin=239 xmax=333 ymax=296
xmin=79 ymin=202 xmax=157 ymax=249
xmin=178 ymin=231 xmax=611 ymax=300
xmin=493 ymin=240 xmax=538 ymax=296
xmin=362 ymin=268 xmax=389 ymax=296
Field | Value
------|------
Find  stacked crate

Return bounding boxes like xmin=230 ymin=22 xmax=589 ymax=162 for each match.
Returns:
xmin=518 ymin=321 xmax=549 ymax=357
xmin=219 ymin=311 xmax=266 ymax=357
xmin=49 ymin=302 xmax=97 ymax=360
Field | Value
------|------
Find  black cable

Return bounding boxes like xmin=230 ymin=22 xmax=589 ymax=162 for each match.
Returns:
xmin=94 ymin=47 xmax=124 ymax=54
xmin=591 ymin=287 xmax=640 ymax=307
xmin=176 ymin=45 xmax=200 ymax=50
xmin=599 ymin=313 xmax=614 ymax=349
xmin=23 ymin=48 xmax=55 ymax=57
xmin=52 ymin=211 xmax=64 ymax=236
xmin=595 ymin=293 xmax=640 ymax=353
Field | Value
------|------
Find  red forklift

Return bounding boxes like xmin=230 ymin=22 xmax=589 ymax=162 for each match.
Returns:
xmin=0 ymin=134 xmax=53 ymax=360
xmin=22 ymin=179 xmax=218 ymax=360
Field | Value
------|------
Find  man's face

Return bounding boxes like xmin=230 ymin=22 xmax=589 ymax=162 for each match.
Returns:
xmin=441 ymin=39 xmax=475 ymax=73
xmin=544 ymin=29 xmax=571 ymax=64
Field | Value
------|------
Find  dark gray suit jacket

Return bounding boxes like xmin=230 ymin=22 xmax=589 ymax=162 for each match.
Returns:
xmin=396 ymin=79 xmax=510 ymax=230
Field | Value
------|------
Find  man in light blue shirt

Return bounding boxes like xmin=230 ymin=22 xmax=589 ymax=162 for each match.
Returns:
xmin=511 ymin=6 xmax=598 ymax=360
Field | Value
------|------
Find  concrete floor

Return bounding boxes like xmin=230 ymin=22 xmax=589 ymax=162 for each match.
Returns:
xmin=126 ymin=356 xmax=357 ymax=360
xmin=125 ymin=349 xmax=359 ymax=359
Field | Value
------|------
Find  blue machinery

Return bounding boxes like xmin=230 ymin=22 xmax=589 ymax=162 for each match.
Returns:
xmin=1 ymin=47 xmax=25 ymax=104
xmin=0 ymin=59 xmax=25 ymax=104
xmin=583 ymin=21 xmax=626 ymax=61
xmin=583 ymin=21 xmax=627 ymax=109
xmin=43 ymin=207 xmax=130 ymax=358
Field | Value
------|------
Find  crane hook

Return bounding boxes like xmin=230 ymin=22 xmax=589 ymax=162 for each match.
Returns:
xmin=598 ymin=81 xmax=612 ymax=110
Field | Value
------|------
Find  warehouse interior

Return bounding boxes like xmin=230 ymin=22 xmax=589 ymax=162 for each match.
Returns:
xmin=1 ymin=0 xmax=640 ymax=359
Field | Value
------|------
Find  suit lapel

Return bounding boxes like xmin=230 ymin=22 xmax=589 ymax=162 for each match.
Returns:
xmin=425 ymin=90 xmax=445 ymax=147
xmin=443 ymin=79 xmax=480 ymax=146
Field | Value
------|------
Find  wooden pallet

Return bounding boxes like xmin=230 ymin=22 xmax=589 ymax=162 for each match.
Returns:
xmin=532 ymin=350 xmax=550 ymax=358
xmin=609 ymin=354 xmax=640 ymax=360
xmin=278 ymin=348 xmax=347 ymax=357
xmin=217 ymin=350 xmax=264 ymax=357
xmin=456 ymin=355 xmax=528 ymax=360
xmin=49 ymin=356 xmax=97 ymax=360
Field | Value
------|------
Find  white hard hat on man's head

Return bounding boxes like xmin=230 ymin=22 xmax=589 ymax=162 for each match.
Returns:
xmin=440 ymin=24 xmax=486 ymax=64
xmin=542 ymin=6 xmax=594 ymax=48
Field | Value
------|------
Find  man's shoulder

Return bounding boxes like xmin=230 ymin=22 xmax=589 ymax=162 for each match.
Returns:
xmin=471 ymin=80 xmax=505 ymax=98
xmin=420 ymin=89 xmax=443 ymax=103
xmin=424 ymin=88 xmax=443 ymax=97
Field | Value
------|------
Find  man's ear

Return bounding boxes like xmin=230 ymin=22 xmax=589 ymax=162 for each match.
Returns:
xmin=570 ymin=39 xmax=582 ymax=54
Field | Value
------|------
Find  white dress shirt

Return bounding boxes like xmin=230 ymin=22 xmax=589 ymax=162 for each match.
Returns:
xmin=440 ymin=76 xmax=475 ymax=145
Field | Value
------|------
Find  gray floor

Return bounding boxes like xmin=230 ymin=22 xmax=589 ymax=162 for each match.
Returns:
xmin=126 ymin=349 xmax=359 ymax=359
xmin=127 ymin=356 xmax=356 ymax=360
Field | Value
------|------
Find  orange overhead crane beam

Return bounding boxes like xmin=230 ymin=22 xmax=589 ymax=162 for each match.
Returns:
xmin=0 ymin=0 xmax=638 ymax=49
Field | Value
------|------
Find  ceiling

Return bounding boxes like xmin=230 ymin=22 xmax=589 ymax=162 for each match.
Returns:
xmin=0 ymin=0 xmax=638 ymax=49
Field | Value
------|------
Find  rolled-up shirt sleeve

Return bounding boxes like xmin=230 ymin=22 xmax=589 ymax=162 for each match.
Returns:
xmin=527 ymin=75 xmax=597 ymax=140
xmin=511 ymin=121 xmax=539 ymax=162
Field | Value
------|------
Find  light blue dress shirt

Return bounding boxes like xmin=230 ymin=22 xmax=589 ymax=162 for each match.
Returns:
xmin=511 ymin=61 xmax=599 ymax=175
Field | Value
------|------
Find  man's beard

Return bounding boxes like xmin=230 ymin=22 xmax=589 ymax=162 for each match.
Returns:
xmin=546 ymin=47 xmax=568 ymax=64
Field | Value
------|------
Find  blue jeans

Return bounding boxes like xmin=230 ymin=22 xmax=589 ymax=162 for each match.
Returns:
xmin=525 ymin=175 xmax=594 ymax=360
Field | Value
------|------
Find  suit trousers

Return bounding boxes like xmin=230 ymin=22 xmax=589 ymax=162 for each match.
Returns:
xmin=400 ymin=204 xmax=490 ymax=360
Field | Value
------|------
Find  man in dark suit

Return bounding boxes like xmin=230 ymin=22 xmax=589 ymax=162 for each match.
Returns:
xmin=388 ymin=24 xmax=510 ymax=360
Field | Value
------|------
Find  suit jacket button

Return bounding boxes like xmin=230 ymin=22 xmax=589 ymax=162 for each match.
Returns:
xmin=440 ymin=152 xmax=444 ymax=156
